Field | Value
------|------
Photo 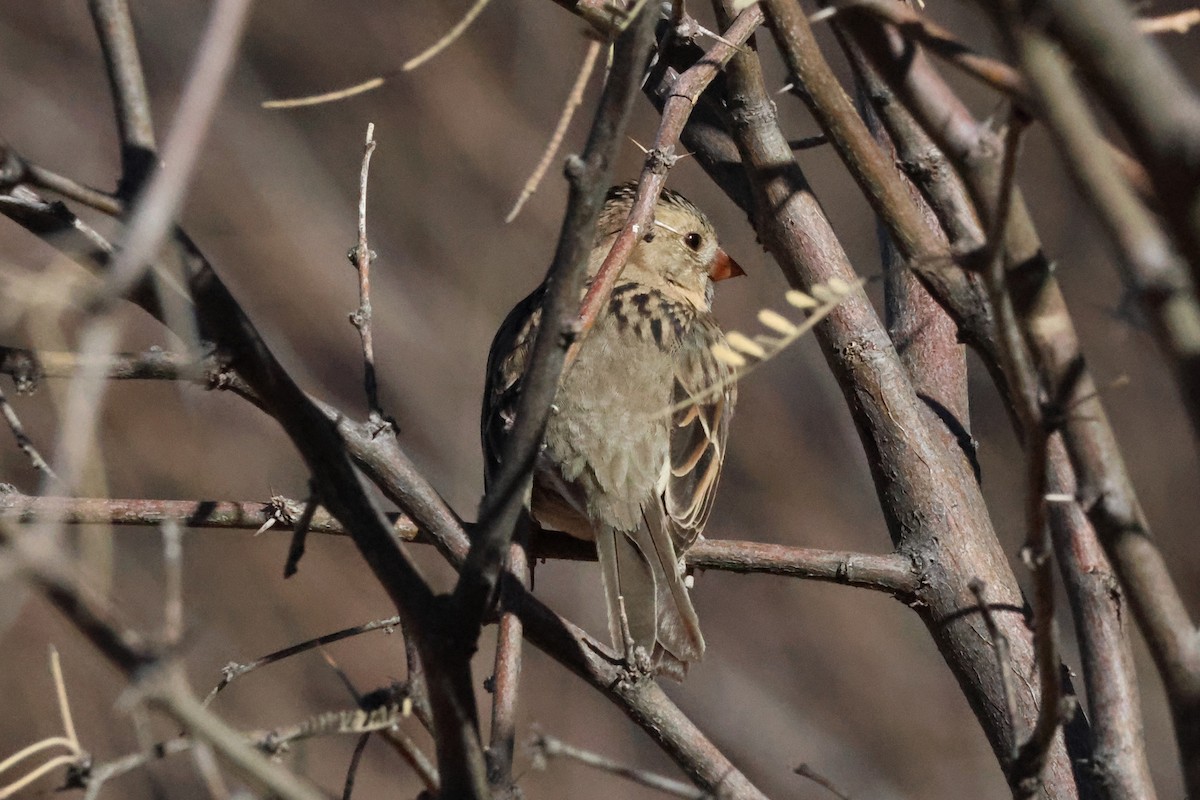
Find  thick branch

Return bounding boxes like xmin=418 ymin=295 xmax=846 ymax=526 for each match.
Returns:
xmin=843 ymin=10 xmax=1188 ymax=796
xmin=1030 ymin=0 xmax=1200 ymax=269
xmin=714 ymin=3 xmax=1086 ymax=793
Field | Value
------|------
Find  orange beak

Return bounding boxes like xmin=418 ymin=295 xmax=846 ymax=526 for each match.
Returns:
xmin=709 ymin=248 xmax=746 ymax=282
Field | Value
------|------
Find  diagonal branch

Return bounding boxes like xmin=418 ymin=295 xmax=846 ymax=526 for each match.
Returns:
xmin=453 ymin=3 xmax=658 ymax=650
xmin=711 ymin=1 xmax=1088 ymax=793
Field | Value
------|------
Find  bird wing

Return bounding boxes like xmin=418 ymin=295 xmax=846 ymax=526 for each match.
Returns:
xmin=662 ymin=316 xmax=736 ymax=553
xmin=481 ymin=285 xmax=544 ymax=491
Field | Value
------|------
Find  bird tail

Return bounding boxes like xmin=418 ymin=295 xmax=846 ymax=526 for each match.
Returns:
xmin=596 ymin=520 xmax=704 ymax=680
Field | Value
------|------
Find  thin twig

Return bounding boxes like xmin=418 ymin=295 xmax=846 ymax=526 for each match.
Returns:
xmin=981 ymin=106 xmax=1067 ymax=798
xmin=507 ymin=38 xmax=603 ymax=223
xmin=161 ymin=520 xmax=184 ymax=646
xmin=568 ymin=4 xmax=764 ymax=367
xmin=0 ymin=491 xmax=922 ymax=596
xmin=403 ymin=0 xmax=494 ymax=71
xmin=793 ymin=763 xmax=852 ymax=800
xmin=342 ymin=733 xmax=371 ymax=800
xmin=202 ymin=615 xmax=404 ymax=707
xmin=13 ymin=157 xmax=124 ymax=215
xmin=263 ymin=76 xmax=389 ymax=109
xmin=486 ymin=529 xmax=531 ymax=792
xmin=532 ymin=731 xmax=711 ymax=799
xmin=1138 ymin=9 xmax=1200 ymax=34
xmin=0 ymin=386 xmax=60 ymax=484
xmin=283 ymin=489 xmax=318 ymax=578
xmin=88 ymin=0 xmax=156 ymax=191
xmin=454 ymin=2 xmax=659 ymax=656
xmin=969 ymin=579 xmax=1020 ymax=757
xmin=349 ymin=123 xmax=383 ymax=420
xmin=0 ymin=648 xmax=85 ymax=800
xmin=96 ymin=0 xmax=253 ymax=306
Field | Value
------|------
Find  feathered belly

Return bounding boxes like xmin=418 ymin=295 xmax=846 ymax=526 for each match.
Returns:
xmin=536 ymin=324 xmax=673 ymax=534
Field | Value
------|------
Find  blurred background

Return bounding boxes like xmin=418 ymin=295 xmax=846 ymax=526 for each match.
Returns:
xmin=1 ymin=1 xmax=1198 ymax=798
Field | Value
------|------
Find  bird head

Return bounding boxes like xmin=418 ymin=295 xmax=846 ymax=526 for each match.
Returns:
xmin=595 ymin=183 xmax=744 ymax=310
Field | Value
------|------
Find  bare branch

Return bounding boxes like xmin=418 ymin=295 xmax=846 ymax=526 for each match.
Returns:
xmin=454 ymin=2 xmax=658 ymax=655
xmin=532 ymin=730 xmax=711 ymax=799
xmin=486 ymin=532 xmax=530 ymax=795
xmin=714 ymin=1 xmax=1090 ymax=792
xmin=507 ymin=38 xmax=603 ymax=223
xmin=403 ymin=0 xmax=494 ymax=71
xmin=348 ymin=123 xmax=386 ymax=423
xmin=203 ymin=615 xmax=405 ymax=707
xmin=568 ymin=4 xmax=763 ymax=365
xmin=87 ymin=0 xmax=156 ymax=192
xmin=0 ymin=386 xmax=60 ymax=484
xmin=0 ymin=491 xmax=920 ymax=596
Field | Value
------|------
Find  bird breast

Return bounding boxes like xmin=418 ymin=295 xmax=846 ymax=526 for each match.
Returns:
xmin=539 ymin=285 xmax=689 ymax=532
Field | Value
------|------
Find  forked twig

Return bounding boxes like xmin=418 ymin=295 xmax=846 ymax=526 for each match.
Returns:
xmin=203 ymin=615 xmax=404 ymax=707
xmin=0 ymin=648 xmax=85 ymax=800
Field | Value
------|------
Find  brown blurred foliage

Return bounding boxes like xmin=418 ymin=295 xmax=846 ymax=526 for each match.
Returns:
xmin=1 ymin=2 xmax=1199 ymax=798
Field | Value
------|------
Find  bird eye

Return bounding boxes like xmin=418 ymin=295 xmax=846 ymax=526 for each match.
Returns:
xmin=684 ymin=232 xmax=703 ymax=251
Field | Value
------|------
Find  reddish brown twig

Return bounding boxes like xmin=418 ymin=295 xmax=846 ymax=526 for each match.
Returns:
xmin=566 ymin=4 xmax=764 ymax=368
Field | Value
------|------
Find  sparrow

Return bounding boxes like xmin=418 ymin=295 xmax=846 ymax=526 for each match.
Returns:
xmin=482 ymin=182 xmax=742 ymax=679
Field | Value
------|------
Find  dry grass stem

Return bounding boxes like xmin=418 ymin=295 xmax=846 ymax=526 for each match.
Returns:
xmin=506 ymin=38 xmax=603 ymax=223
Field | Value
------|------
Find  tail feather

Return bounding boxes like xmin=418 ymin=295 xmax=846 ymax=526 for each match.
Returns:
xmin=642 ymin=508 xmax=704 ymax=667
xmin=596 ymin=525 xmax=657 ymax=656
xmin=596 ymin=518 xmax=704 ymax=679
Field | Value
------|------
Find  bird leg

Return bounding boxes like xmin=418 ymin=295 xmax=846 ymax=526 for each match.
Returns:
xmin=616 ymin=594 xmax=653 ymax=676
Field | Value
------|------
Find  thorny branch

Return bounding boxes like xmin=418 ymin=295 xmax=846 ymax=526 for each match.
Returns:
xmin=568 ymin=3 xmax=764 ymax=365
xmin=4 ymin=0 xmax=1200 ymax=797
xmin=0 ymin=491 xmax=922 ymax=597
